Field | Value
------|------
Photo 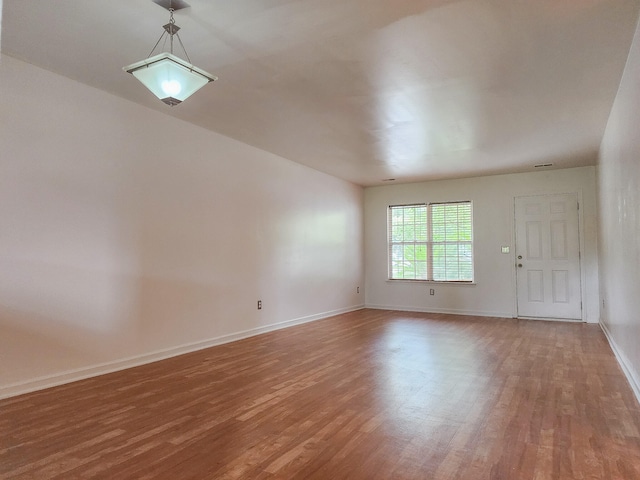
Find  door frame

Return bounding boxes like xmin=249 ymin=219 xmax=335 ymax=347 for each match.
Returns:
xmin=511 ymin=190 xmax=587 ymax=322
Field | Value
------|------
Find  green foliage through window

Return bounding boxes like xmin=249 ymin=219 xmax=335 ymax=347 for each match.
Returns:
xmin=388 ymin=202 xmax=473 ymax=282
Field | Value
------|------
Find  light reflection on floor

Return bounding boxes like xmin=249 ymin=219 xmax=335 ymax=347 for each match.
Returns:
xmin=373 ymin=317 xmax=494 ymax=438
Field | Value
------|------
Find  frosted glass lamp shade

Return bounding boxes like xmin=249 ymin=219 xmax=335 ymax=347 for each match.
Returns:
xmin=124 ymin=52 xmax=217 ymax=106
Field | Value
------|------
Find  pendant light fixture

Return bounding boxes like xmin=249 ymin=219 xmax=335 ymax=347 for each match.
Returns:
xmin=123 ymin=3 xmax=217 ymax=106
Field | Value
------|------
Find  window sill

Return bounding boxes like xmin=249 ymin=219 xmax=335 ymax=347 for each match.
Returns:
xmin=386 ymin=279 xmax=476 ymax=286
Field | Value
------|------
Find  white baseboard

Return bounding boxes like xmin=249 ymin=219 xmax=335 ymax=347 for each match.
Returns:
xmin=0 ymin=305 xmax=365 ymax=400
xmin=365 ymin=303 xmax=513 ymax=319
xmin=600 ymin=321 xmax=640 ymax=406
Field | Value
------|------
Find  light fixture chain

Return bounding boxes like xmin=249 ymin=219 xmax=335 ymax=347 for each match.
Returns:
xmin=169 ymin=8 xmax=175 ymax=54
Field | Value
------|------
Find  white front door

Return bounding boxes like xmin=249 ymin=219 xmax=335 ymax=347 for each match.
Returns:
xmin=514 ymin=193 xmax=582 ymax=320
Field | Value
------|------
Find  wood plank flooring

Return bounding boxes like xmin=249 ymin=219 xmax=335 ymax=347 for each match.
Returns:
xmin=2 ymin=309 xmax=640 ymax=479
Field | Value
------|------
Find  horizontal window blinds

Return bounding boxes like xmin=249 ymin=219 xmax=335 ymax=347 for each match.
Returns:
xmin=388 ymin=202 xmax=473 ymax=282
xmin=389 ymin=204 xmax=428 ymax=280
xmin=429 ymin=202 xmax=473 ymax=282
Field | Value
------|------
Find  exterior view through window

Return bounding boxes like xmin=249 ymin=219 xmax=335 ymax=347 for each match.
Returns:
xmin=388 ymin=202 xmax=473 ymax=282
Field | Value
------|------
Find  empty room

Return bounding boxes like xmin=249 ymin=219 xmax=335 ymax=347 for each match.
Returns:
xmin=2 ymin=1 xmax=640 ymax=479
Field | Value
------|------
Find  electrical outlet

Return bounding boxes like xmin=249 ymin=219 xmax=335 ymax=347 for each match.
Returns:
xmin=257 ymin=300 xmax=262 ymax=310
xmin=430 ymin=289 xmax=435 ymax=296
xmin=602 ymin=298 xmax=605 ymax=309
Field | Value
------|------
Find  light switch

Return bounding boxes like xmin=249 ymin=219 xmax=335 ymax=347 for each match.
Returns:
xmin=501 ymin=246 xmax=510 ymax=254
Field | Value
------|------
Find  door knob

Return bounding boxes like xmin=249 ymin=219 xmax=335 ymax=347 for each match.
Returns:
xmin=517 ymin=255 xmax=522 ymax=260
xmin=517 ymin=263 xmax=523 ymax=268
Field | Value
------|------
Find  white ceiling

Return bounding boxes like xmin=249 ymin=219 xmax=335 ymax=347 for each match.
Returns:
xmin=2 ymin=0 xmax=639 ymax=186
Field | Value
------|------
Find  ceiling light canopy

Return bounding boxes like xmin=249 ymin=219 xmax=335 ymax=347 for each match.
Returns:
xmin=124 ymin=6 xmax=216 ymax=106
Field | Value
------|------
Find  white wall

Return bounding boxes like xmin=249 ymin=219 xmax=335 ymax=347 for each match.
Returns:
xmin=365 ymin=168 xmax=599 ymax=321
xmin=598 ymin=16 xmax=640 ymax=400
xmin=0 ymin=54 xmax=364 ymax=398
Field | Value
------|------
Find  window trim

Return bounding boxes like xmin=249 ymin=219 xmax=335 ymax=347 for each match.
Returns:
xmin=388 ymin=201 xmax=474 ymax=283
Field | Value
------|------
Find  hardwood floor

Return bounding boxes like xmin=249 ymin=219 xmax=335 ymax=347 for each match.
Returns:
xmin=2 ymin=309 xmax=640 ymax=479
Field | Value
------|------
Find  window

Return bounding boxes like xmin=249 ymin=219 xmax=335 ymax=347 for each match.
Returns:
xmin=388 ymin=202 xmax=473 ymax=282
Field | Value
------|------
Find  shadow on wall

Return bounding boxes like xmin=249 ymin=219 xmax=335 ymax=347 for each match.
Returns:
xmin=0 ymin=310 xmax=99 ymax=386
xmin=0 ymin=261 xmax=141 ymax=387
xmin=0 ymin=261 xmax=251 ymax=388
